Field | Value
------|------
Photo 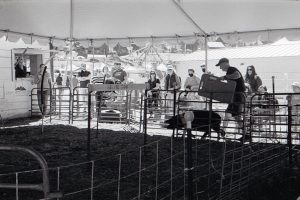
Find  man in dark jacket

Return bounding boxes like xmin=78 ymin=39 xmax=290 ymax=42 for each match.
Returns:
xmin=164 ymin=65 xmax=181 ymax=111
xmin=164 ymin=65 xmax=181 ymax=91
xmin=55 ymin=73 xmax=63 ymax=100
xmin=56 ymin=73 xmax=63 ymax=86
xmin=216 ymin=58 xmax=246 ymax=137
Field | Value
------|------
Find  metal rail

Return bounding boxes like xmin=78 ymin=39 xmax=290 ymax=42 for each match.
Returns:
xmin=0 ymin=145 xmax=62 ymax=199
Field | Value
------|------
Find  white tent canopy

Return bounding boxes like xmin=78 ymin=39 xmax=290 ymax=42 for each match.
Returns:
xmin=1 ymin=0 xmax=300 ymax=41
xmin=175 ymin=42 xmax=300 ymax=62
xmin=0 ymin=35 xmax=48 ymax=49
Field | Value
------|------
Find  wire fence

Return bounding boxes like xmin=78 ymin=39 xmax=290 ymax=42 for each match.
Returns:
xmin=1 ymin=136 xmax=185 ymax=200
xmin=143 ymin=90 xmax=300 ymax=199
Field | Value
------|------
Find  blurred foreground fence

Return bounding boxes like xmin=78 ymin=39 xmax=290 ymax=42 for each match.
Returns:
xmin=25 ymin=88 xmax=300 ymax=199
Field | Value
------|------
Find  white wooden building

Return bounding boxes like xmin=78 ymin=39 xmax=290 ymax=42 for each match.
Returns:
xmin=0 ymin=37 xmax=50 ymax=119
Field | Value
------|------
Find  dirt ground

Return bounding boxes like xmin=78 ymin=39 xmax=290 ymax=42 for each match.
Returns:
xmin=0 ymin=117 xmax=299 ymax=200
xmin=0 ymin=117 xmax=189 ymax=200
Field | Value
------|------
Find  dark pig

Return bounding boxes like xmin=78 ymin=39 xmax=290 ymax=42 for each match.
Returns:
xmin=164 ymin=110 xmax=225 ymax=140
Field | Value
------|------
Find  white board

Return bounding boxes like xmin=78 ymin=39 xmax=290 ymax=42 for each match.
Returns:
xmin=88 ymin=83 xmax=145 ymax=92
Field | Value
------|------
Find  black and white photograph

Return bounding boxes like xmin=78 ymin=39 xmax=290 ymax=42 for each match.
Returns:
xmin=1 ymin=0 xmax=300 ymax=199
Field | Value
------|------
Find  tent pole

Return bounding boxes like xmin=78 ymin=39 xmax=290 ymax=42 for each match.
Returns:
xmin=91 ymin=39 xmax=95 ymax=76
xmin=204 ymin=35 xmax=208 ymax=71
xmin=145 ymin=49 xmax=147 ymax=71
xmin=75 ymin=27 xmax=300 ymax=42
xmin=69 ymin=0 xmax=74 ymax=90
xmin=170 ymin=0 xmax=207 ymax=36
xmin=152 ymin=45 xmax=164 ymax=63
xmin=2 ymin=27 xmax=300 ymax=43
xmin=144 ymin=45 xmax=151 ymax=71
xmin=171 ymin=0 xmax=209 ymax=70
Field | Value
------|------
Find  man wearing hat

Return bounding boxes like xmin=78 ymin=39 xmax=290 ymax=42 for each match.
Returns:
xmin=112 ymin=62 xmax=127 ymax=84
xmin=215 ymin=58 xmax=246 ymax=135
xmin=164 ymin=65 xmax=181 ymax=111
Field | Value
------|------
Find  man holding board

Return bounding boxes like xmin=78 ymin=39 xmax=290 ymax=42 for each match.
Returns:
xmin=215 ymin=58 xmax=246 ymax=134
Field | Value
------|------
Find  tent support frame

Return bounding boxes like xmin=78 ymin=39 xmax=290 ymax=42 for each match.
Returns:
xmin=2 ymin=27 xmax=300 ymax=44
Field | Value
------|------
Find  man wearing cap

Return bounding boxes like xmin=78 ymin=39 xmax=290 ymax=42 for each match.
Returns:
xmin=215 ymin=58 xmax=246 ymax=134
xmin=164 ymin=65 xmax=181 ymax=111
xmin=112 ymin=62 xmax=127 ymax=84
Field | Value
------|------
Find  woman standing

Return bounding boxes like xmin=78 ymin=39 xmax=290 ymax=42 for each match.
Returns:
xmin=102 ymin=66 xmax=111 ymax=82
xmin=245 ymin=65 xmax=262 ymax=93
xmin=147 ymin=71 xmax=161 ymax=116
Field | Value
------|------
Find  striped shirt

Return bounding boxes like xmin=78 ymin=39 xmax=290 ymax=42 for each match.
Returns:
xmin=92 ymin=76 xmax=105 ymax=84
xmin=92 ymin=73 xmax=111 ymax=84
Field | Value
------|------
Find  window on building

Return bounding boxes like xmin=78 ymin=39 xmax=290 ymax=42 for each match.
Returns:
xmin=13 ymin=50 xmax=43 ymax=80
